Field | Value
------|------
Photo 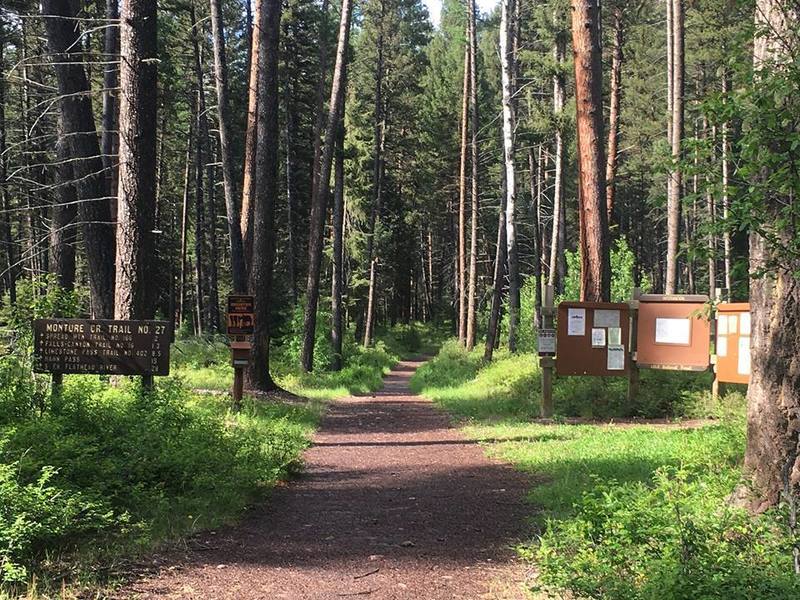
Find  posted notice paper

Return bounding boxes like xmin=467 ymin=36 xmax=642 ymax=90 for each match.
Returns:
xmin=655 ymin=317 xmax=691 ymax=345
xmin=608 ymin=327 xmax=622 ymax=346
xmin=567 ymin=308 xmax=586 ymax=336
xmin=607 ymin=345 xmax=625 ymax=370
xmin=591 ymin=328 xmax=606 ymax=347
xmin=594 ymin=309 xmax=620 ymax=328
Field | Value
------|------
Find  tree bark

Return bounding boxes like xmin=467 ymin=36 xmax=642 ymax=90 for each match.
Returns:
xmin=51 ymin=117 xmax=78 ymax=291
xmin=42 ymin=0 xmax=116 ymax=318
xmin=0 ymin=21 xmax=16 ymax=303
xmin=209 ymin=0 xmax=247 ymax=292
xmin=665 ymin=0 xmax=684 ymax=294
xmin=501 ymin=0 xmax=520 ymax=351
xmin=102 ymin=0 xmax=120 ymax=218
xmin=485 ymin=167 xmax=508 ymax=362
xmin=330 ymin=109 xmax=346 ymax=371
xmin=246 ymin=0 xmax=282 ymax=392
xmin=605 ymin=5 xmax=623 ymax=224
xmin=114 ymin=0 xmax=158 ymax=321
xmin=742 ymin=0 xmax=800 ymax=514
xmin=457 ymin=26 xmax=469 ymax=346
xmin=549 ymin=27 xmax=566 ymax=292
xmin=189 ymin=0 xmax=207 ymax=333
xmin=721 ymin=74 xmax=732 ymax=293
xmin=300 ymin=0 xmax=353 ymax=372
xmin=570 ymin=0 xmax=610 ymax=302
xmin=178 ymin=125 xmax=193 ymax=329
xmin=528 ymin=148 xmax=542 ymax=329
xmin=465 ymin=0 xmax=479 ymax=351
xmin=241 ymin=0 xmax=263 ymax=266
xmin=310 ymin=0 xmax=331 ymax=205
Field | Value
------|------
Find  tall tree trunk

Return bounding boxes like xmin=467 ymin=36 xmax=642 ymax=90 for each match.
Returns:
xmin=704 ymin=116 xmax=716 ymax=295
xmin=178 ymin=126 xmax=193 ymax=328
xmin=246 ymin=0 xmax=282 ymax=392
xmin=51 ymin=117 xmax=78 ymax=291
xmin=209 ymin=0 xmax=247 ymax=292
xmin=102 ymin=0 xmax=120 ymax=217
xmin=189 ymin=1 xmax=207 ymax=333
xmin=330 ymin=110 xmax=346 ymax=371
xmin=666 ymin=0 xmax=673 ymax=214
xmin=240 ymin=0 xmax=263 ymax=266
xmin=485 ymin=168 xmax=508 ymax=362
xmin=310 ymin=0 xmax=331 ymax=204
xmin=721 ymin=74 xmax=732 ymax=293
xmin=665 ymin=0 xmax=684 ymax=294
xmin=359 ymin=2 xmax=386 ymax=347
xmin=549 ymin=28 xmax=566 ymax=292
xmin=465 ymin=0 xmax=479 ymax=351
xmin=570 ymin=0 xmax=610 ymax=302
xmin=0 ymin=21 xmax=16 ymax=303
xmin=284 ymin=82 xmax=297 ymax=303
xmin=744 ymin=0 xmax=800 ymax=516
xmin=501 ymin=0 xmax=520 ymax=351
xmin=207 ymin=141 xmax=221 ymax=332
xmin=528 ymin=148 xmax=542 ymax=328
xmin=42 ymin=0 xmax=116 ymax=318
xmin=114 ymin=0 xmax=158 ymax=321
xmin=457 ymin=28 xmax=469 ymax=345
xmin=742 ymin=0 xmax=800 ymax=513
xmin=300 ymin=0 xmax=353 ymax=372
xmin=605 ymin=5 xmax=623 ymax=223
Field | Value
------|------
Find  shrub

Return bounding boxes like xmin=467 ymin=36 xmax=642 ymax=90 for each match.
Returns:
xmin=534 ymin=467 xmax=800 ymax=599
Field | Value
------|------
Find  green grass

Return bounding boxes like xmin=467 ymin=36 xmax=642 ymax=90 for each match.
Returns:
xmin=412 ymin=340 xmax=799 ymax=599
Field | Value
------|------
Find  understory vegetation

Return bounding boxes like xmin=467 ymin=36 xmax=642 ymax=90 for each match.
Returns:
xmin=0 ymin=283 xmax=439 ymax=594
xmin=412 ymin=343 xmax=800 ymax=599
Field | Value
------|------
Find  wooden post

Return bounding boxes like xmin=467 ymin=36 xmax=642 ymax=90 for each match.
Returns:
xmin=233 ymin=365 xmax=244 ymax=410
xmin=540 ymin=284 xmax=555 ymax=418
xmin=711 ymin=287 xmax=722 ymax=398
xmin=51 ymin=372 xmax=64 ymax=402
xmin=627 ymin=287 xmax=641 ymax=403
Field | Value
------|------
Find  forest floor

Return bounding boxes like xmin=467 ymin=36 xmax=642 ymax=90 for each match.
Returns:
xmin=118 ymin=358 xmax=534 ymax=600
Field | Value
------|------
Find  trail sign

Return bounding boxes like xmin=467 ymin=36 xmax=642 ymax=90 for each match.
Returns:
xmin=33 ymin=319 xmax=170 ymax=376
xmin=227 ymin=294 xmax=255 ymax=336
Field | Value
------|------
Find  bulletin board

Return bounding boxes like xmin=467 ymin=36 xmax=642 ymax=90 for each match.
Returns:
xmin=715 ymin=302 xmax=751 ymax=384
xmin=556 ymin=302 xmax=630 ymax=376
xmin=636 ymin=294 xmax=710 ymax=371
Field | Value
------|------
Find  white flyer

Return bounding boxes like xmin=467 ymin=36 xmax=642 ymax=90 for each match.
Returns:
xmin=607 ymin=345 xmax=625 ymax=370
xmin=655 ymin=317 xmax=691 ymax=345
xmin=594 ymin=309 xmax=620 ymax=328
xmin=740 ymin=312 xmax=751 ymax=335
xmin=738 ymin=336 xmax=751 ymax=375
xmin=591 ymin=328 xmax=606 ymax=347
xmin=717 ymin=335 xmax=728 ymax=357
xmin=718 ymin=315 xmax=728 ymax=335
xmin=538 ymin=329 xmax=556 ymax=354
xmin=608 ymin=327 xmax=622 ymax=346
xmin=567 ymin=308 xmax=586 ymax=336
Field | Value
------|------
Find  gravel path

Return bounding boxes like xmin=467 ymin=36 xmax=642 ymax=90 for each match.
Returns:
xmin=125 ymin=359 xmax=533 ymax=599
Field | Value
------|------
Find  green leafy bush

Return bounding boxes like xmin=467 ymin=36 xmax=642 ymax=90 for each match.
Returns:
xmin=533 ymin=467 xmax=800 ymax=599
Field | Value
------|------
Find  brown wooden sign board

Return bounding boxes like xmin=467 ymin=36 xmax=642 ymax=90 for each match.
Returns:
xmin=33 ymin=319 xmax=170 ymax=376
xmin=227 ymin=294 xmax=254 ymax=336
xmin=715 ymin=302 xmax=750 ymax=384
xmin=556 ymin=301 xmax=630 ymax=376
xmin=636 ymin=295 xmax=710 ymax=371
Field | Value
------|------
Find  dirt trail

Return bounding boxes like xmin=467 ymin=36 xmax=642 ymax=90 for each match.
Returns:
xmin=125 ymin=359 xmax=533 ymax=599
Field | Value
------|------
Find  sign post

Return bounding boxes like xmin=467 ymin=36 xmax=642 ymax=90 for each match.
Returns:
xmin=539 ymin=285 xmax=555 ymax=418
xmin=227 ymin=295 xmax=254 ymax=410
xmin=627 ymin=288 xmax=641 ymax=403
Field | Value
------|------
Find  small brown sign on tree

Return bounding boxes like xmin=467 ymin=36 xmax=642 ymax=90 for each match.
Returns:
xmin=33 ymin=319 xmax=170 ymax=376
xmin=227 ymin=295 xmax=255 ymax=336
xmin=715 ymin=302 xmax=751 ymax=385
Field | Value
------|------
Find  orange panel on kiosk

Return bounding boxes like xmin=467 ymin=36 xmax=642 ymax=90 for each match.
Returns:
xmin=556 ymin=302 xmax=630 ymax=376
xmin=715 ymin=302 xmax=751 ymax=385
xmin=636 ymin=294 xmax=710 ymax=371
